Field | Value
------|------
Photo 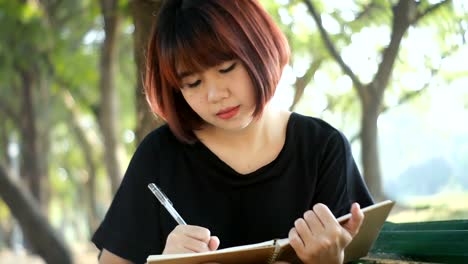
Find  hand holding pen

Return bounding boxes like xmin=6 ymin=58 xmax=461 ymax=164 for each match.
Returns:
xmin=148 ymin=183 xmax=220 ymax=254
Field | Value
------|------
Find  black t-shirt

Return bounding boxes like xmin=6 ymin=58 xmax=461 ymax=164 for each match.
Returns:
xmin=92 ymin=112 xmax=374 ymax=263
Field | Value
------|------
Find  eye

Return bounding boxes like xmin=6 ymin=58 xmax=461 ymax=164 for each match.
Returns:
xmin=185 ymin=80 xmax=201 ymax=89
xmin=219 ymin=62 xmax=237 ymax=74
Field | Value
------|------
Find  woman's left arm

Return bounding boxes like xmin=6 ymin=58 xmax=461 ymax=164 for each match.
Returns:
xmin=289 ymin=203 xmax=364 ymax=264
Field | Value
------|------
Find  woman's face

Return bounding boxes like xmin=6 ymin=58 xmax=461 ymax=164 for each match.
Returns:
xmin=178 ymin=60 xmax=257 ymax=132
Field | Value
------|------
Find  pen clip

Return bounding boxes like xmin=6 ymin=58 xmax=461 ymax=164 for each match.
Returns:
xmin=148 ymin=183 xmax=173 ymax=206
xmin=148 ymin=183 xmax=187 ymax=225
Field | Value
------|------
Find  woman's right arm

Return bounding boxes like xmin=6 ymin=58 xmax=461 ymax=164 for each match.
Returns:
xmin=98 ymin=224 xmax=219 ymax=264
xmin=99 ymin=249 xmax=134 ymax=264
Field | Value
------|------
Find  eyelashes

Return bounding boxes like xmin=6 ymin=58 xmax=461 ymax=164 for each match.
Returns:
xmin=184 ymin=62 xmax=238 ymax=89
xmin=187 ymin=80 xmax=201 ymax=88
xmin=219 ymin=62 xmax=237 ymax=73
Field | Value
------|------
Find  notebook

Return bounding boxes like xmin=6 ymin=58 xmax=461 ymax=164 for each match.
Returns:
xmin=147 ymin=200 xmax=395 ymax=264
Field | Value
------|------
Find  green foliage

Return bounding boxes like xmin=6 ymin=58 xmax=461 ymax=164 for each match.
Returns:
xmin=0 ymin=1 xmax=51 ymax=71
xmin=261 ymin=0 xmax=467 ymax=137
xmin=0 ymin=0 xmax=107 ymax=237
xmin=48 ymin=122 xmax=87 ymax=207
xmin=52 ymin=44 xmax=100 ymax=107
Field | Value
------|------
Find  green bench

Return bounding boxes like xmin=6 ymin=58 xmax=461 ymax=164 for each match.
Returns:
xmin=351 ymin=220 xmax=468 ymax=263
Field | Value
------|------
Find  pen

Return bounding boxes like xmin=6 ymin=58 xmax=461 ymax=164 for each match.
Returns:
xmin=148 ymin=183 xmax=187 ymax=225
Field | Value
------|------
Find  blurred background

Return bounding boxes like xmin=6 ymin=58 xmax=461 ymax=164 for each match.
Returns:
xmin=0 ymin=0 xmax=467 ymax=263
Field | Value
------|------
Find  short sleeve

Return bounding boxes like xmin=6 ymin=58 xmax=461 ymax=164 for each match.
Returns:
xmin=92 ymin=133 xmax=163 ymax=263
xmin=314 ymin=130 xmax=374 ymax=217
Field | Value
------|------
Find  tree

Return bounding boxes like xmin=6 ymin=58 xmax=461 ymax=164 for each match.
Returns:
xmin=0 ymin=0 xmax=50 ymax=206
xmin=131 ymin=0 xmax=165 ymax=144
xmin=303 ymin=0 xmax=454 ymax=200
xmin=0 ymin=0 xmax=101 ymax=258
xmin=0 ymin=164 xmax=72 ymax=264
xmin=98 ymin=0 xmax=124 ymax=194
xmin=61 ymin=90 xmax=101 ymax=235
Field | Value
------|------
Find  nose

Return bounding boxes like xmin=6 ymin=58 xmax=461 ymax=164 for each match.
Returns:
xmin=206 ymin=78 xmax=229 ymax=103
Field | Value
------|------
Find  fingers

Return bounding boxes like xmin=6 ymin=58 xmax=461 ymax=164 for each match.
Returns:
xmin=342 ymin=203 xmax=364 ymax=237
xmin=182 ymin=236 xmax=213 ymax=253
xmin=178 ymin=225 xmax=212 ymax=243
xmin=294 ymin=204 xmax=338 ymax=241
xmin=293 ymin=209 xmax=323 ymax=246
xmin=208 ymin=236 xmax=220 ymax=251
xmin=289 ymin=203 xmax=349 ymax=263
xmin=288 ymin=227 xmax=304 ymax=250
xmin=312 ymin=203 xmax=338 ymax=227
xmin=164 ymin=225 xmax=219 ymax=254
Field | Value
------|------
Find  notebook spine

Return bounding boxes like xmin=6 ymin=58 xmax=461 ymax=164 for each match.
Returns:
xmin=267 ymin=240 xmax=281 ymax=264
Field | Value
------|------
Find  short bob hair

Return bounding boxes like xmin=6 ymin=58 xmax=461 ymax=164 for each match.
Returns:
xmin=145 ymin=0 xmax=290 ymax=143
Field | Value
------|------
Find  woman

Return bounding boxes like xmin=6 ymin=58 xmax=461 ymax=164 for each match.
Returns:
xmin=93 ymin=0 xmax=374 ymax=263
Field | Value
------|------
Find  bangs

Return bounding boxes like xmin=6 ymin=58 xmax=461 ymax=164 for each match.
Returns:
xmin=158 ymin=10 xmax=235 ymax=89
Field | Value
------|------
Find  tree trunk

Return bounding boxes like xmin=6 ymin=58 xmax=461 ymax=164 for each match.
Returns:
xmin=19 ymin=70 xmax=43 ymax=205
xmin=0 ymin=212 xmax=10 ymax=249
xmin=131 ymin=0 xmax=165 ymax=144
xmin=0 ymin=164 xmax=73 ymax=264
xmin=63 ymin=91 xmax=100 ymax=235
xmin=360 ymin=95 xmax=384 ymax=201
xmin=0 ymin=116 xmax=11 ymax=167
xmin=74 ymin=127 xmax=99 ymax=236
xmin=357 ymin=0 xmax=413 ymax=201
xmin=303 ymin=0 xmax=448 ymax=201
xmin=37 ymin=77 xmax=52 ymax=213
xmin=289 ymin=60 xmax=322 ymax=111
xmin=0 ymin=216 xmax=14 ymax=249
xmin=98 ymin=0 xmax=122 ymax=194
xmin=84 ymin=170 xmax=99 ymax=236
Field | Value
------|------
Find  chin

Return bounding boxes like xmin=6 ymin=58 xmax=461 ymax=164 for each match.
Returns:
xmin=202 ymin=111 xmax=255 ymax=132
xmin=220 ymin=117 xmax=254 ymax=132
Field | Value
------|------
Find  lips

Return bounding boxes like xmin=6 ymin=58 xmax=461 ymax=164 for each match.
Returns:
xmin=216 ymin=106 xmax=240 ymax=120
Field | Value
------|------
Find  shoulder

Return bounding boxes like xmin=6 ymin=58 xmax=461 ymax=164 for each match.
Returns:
xmin=139 ymin=124 xmax=180 ymax=150
xmin=123 ymin=124 xmax=183 ymax=184
xmin=288 ymin=112 xmax=352 ymax=156
xmin=289 ymin=112 xmax=342 ymax=141
xmin=132 ymin=124 xmax=183 ymax=162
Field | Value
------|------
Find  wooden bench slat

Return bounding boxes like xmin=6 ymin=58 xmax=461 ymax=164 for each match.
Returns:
xmin=348 ymin=220 xmax=468 ymax=263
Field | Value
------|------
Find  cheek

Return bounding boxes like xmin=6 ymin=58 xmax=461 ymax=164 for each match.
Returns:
xmin=183 ymin=93 xmax=206 ymax=111
xmin=241 ymin=81 xmax=256 ymax=103
xmin=197 ymin=95 xmax=205 ymax=104
xmin=235 ymin=70 xmax=256 ymax=102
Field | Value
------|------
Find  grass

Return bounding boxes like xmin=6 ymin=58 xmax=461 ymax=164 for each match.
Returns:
xmin=387 ymin=190 xmax=468 ymax=223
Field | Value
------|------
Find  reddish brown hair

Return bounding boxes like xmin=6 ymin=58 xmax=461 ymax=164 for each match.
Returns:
xmin=145 ymin=0 xmax=290 ymax=143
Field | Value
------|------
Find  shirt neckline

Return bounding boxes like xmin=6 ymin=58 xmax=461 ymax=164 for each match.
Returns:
xmin=192 ymin=112 xmax=298 ymax=178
